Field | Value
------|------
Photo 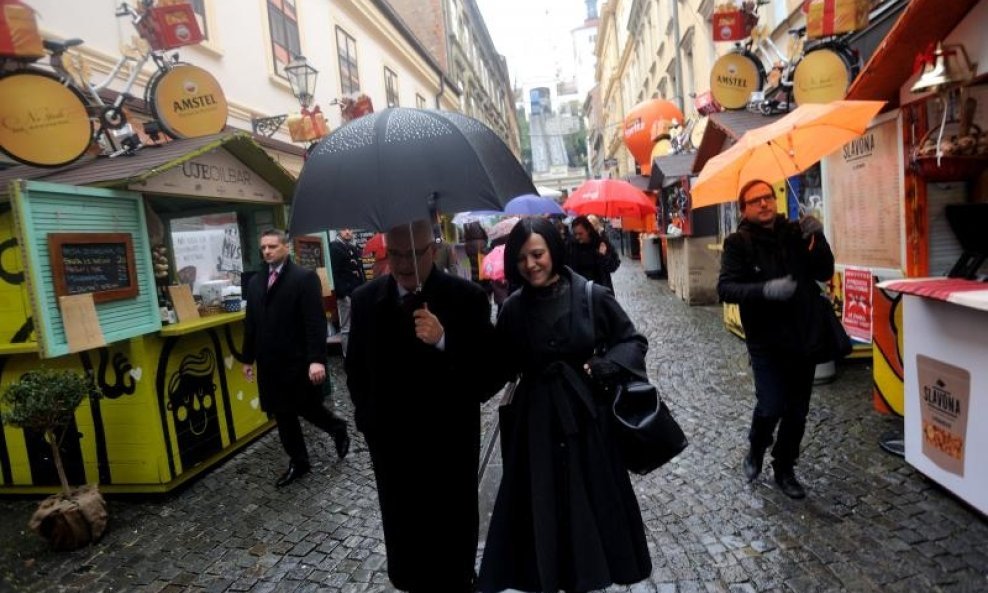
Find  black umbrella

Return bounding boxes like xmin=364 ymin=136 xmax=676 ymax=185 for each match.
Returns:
xmin=289 ymin=108 xmax=536 ymax=234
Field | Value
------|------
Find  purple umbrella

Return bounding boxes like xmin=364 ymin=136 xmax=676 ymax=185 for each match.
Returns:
xmin=504 ymin=193 xmax=565 ymax=216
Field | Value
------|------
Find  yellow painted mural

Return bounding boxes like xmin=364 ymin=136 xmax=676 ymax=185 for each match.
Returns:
xmin=872 ymin=286 xmax=905 ymax=416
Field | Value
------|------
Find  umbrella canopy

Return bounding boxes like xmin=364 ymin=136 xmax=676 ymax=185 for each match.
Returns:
xmin=488 ymin=216 xmax=521 ymax=241
xmin=361 ymin=233 xmax=386 ymax=260
xmin=290 ymin=107 xmax=536 ymax=234
xmin=451 ymin=210 xmax=503 ymax=226
xmin=563 ymin=179 xmax=657 ymax=219
xmin=504 ymin=193 xmax=565 ymax=216
xmin=691 ymin=100 xmax=885 ymax=208
xmin=481 ymin=244 xmax=506 ymax=282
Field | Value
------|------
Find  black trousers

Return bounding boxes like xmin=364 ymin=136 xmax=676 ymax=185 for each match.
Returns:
xmin=274 ymin=396 xmax=347 ymax=465
xmin=747 ymin=347 xmax=816 ymax=469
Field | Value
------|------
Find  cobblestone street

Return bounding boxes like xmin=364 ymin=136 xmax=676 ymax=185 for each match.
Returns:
xmin=2 ymin=259 xmax=987 ymax=593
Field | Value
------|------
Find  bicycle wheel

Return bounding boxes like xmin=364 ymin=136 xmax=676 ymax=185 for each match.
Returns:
xmin=0 ymin=69 xmax=93 ymax=167
xmin=710 ymin=50 xmax=765 ymax=110
xmin=793 ymin=44 xmax=858 ymax=105
xmin=146 ymin=63 xmax=228 ymax=139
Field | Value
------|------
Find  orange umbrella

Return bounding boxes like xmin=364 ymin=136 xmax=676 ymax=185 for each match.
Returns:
xmin=563 ymin=179 xmax=657 ymax=219
xmin=691 ymin=100 xmax=885 ymax=208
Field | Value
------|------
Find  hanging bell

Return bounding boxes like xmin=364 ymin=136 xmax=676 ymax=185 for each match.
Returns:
xmin=911 ymin=42 xmax=976 ymax=94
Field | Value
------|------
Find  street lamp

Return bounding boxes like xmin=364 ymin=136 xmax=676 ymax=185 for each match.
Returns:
xmin=251 ymin=55 xmax=321 ymax=138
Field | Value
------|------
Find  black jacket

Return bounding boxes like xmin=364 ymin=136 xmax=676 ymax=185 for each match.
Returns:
xmin=328 ymin=238 xmax=365 ymax=298
xmin=567 ymin=236 xmax=620 ymax=290
xmin=242 ymin=258 xmax=327 ymax=414
xmin=717 ymin=215 xmax=835 ymax=351
xmin=344 ymin=266 xmax=498 ymax=590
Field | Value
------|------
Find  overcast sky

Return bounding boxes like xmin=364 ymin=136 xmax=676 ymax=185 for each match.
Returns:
xmin=475 ymin=0 xmax=598 ymax=86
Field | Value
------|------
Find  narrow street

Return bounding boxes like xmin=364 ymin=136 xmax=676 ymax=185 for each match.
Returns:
xmin=2 ymin=258 xmax=986 ymax=593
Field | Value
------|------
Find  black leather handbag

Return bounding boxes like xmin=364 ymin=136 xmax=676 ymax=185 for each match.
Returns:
xmin=585 ymin=281 xmax=688 ymax=475
xmin=612 ymin=381 xmax=689 ymax=475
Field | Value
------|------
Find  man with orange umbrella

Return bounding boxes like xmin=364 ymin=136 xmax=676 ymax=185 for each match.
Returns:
xmin=717 ymin=179 xmax=834 ymax=500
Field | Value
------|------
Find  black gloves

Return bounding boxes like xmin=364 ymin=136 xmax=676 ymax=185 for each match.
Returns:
xmin=799 ymin=215 xmax=823 ymax=238
xmin=587 ymin=356 xmax=623 ymax=386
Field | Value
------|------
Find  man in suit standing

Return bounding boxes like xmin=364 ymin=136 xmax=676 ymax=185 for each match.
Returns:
xmin=328 ymin=228 xmax=366 ymax=355
xmin=242 ymin=229 xmax=350 ymax=487
xmin=345 ymin=219 xmax=499 ymax=593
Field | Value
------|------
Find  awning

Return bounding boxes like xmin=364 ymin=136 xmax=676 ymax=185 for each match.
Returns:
xmin=648 ymin=152 xmax=697 ymax=190
xmin=692 ymin=110 xmax=785 ymax=176
xmin=623 ymin=174 xmax=650 ymax=191
xmin=0 ymin=131 xmax=296 ymax=201
xmin=845 ymin=0 xmax=981 ymax=106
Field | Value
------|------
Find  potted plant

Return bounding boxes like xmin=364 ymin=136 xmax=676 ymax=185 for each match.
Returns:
xmin=0 ymin=367 xmax=107 ymax=551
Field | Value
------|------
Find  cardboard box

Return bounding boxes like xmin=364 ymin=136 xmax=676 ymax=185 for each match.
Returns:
xmin=806 ymin=0 xmax=870 ymax=39
xmin=0 ymin=0 xmax=43 ymax=58
xmin=288 ymin=110 xmax=329 ymax=143
xmin=138 ymin=2 xmax=204 ymax=50
xmin=711 ymin=10 xmax=753 ymax=42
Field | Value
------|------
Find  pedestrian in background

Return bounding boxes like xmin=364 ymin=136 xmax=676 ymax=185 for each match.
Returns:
xmin=568 ymin=215 xmax=620 ymax=291
xmin=345 ymin=219 xmax=499 ymax=593
xmin=242 ymin=229 xmax=350 ymax=488
xmin=478 ymin=217 xmax=651 ymax=593
xmin=717 ymin=179 xmax=834 ymax=499
xmin=328 ymin=228 xmax=366 ymax=355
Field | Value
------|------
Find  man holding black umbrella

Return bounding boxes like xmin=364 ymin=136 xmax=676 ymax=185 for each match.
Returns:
xmin=345 ymin=219 xmax=499 ymax=593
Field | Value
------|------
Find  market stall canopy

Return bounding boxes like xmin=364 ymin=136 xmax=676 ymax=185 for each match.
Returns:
xmin=845 ymin=0 xmax=982 ymax=107
xmin=692 ymin=110 xmax=786 ymax=179
xmin=648 ymin=153 xmax=697 ymax=190
xmin=0 ymin=131 xmax=296 ymax=201
xmin=622 ymin=175 xmax=650 ymax=192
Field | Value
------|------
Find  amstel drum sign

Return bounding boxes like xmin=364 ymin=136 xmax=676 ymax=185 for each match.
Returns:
xmin=150 ymin=64 xmax=228 ymax=139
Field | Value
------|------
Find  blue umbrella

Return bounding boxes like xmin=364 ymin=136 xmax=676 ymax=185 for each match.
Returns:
xmin=504 ymin=193 xmax=565 ymax=216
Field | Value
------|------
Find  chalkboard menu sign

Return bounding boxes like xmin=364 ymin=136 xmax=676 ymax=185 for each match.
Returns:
xmin=48 ymin=233 xmax=139 ymax=303
xmin=293 ymin=236 xmax=324 ymax=271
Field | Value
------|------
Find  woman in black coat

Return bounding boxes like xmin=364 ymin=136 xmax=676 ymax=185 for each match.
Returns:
xmin=567 ymin=216 xmax=620 ymax=290
xmin=478 ymin=218 xmax=651 ymax=593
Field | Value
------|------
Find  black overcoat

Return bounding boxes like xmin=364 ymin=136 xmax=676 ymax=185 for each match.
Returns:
xmin=345 ymin=266 xmax=499 ymax=591
xmin=242 ymin=258 xmax=327 ymax=414
xmin=478 ymin=269 xmax=652 ymax=593
xmin=717 ymin=215 xmax=835 ymax=353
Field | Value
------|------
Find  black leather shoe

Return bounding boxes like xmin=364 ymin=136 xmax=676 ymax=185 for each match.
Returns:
xmin=334 ymin=431 xmax=350 ymax=460
xmin=775 ymin=470 xmax=806 ymax=499
xmin=275 ymin=461 xmax=310 ymax=488
xmin=743 ymin=450 xmax=763 ymax=482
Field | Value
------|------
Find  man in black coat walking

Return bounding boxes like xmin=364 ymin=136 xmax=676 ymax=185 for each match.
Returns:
xmin=717 ymin=180 xmax=834 ymax=499
xmin=329 ymin=228 xmax=366 ymax=355
xmin=242 ymin=229 xmax=350 ymax=488
xmin=345 ymin=220 xmax=499 ymax=593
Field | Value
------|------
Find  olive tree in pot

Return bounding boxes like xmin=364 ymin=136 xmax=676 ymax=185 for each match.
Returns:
xmin=0 ymin=368 xmax=107 ymax=551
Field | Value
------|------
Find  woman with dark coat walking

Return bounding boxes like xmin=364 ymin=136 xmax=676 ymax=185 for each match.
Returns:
xmin=478 ymin=218 xmax=651 ymax=593
xmin=567 ymin=216 xmax=620 ymax=291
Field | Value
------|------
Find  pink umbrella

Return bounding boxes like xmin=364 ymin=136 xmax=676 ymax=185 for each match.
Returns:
xmin=488 ymin=217 xmax=521 ymax=241
xmin=481 ymin=245 xmax=506 ymax=281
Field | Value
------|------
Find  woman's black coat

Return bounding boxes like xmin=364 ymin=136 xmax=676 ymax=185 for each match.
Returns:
xmin=567 ymin=236 xmax=620 ymax=290
xmin=242 ymin=258 xmax=327 ymax=414
xmin=478 ymin=268 xmax=651 ymax=593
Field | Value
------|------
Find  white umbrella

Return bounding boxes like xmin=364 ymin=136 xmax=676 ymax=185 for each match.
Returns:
xmin=535 ymin=185 xmax=563 ymax=199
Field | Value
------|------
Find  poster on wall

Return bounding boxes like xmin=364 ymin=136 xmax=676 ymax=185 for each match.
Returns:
xmin=172 ymin=226 xmax=243 ymax=295
xmin=842 ymin=266 xmax=873 ymax=342
xmin=825 ymin=114 xmax=903 ymax=271
xmin=916 ymin=354 xmax=969 ymax=477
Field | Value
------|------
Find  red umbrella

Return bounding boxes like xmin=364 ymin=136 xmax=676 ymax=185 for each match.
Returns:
xmin=563 ymin=179 xmax=657 ymax=219
xmin=361 ymin=233 xmax=386 ymax=259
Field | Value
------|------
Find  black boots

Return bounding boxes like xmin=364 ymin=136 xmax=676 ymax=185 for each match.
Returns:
xmin=773 ymin=465 xmax=806 ymax=499
xmin=743 ymin=448 xmax=764 ymax=482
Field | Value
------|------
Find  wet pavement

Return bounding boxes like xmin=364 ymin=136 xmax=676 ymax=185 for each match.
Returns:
xmin=2 ymin=259 xmax=987 ymax=593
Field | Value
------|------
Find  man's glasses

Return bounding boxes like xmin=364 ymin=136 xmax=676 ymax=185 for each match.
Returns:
xmin=386 ymin=245 xmax=432 ymax=261
xmin=743 ymin=194 xmax=777 ymax=207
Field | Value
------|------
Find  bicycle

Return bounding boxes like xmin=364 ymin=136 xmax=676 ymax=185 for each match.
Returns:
xmin=0 ymin=1 xmax=212 ymax=166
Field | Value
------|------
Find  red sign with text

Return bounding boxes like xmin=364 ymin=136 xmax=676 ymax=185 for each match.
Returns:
xmin=842 ymin=267 xmax=873 ymax=343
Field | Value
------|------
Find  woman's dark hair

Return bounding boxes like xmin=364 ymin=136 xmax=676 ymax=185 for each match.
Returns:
xmin=571 ymin=215 xmax=601 ymax=244
xmin=503 ymin=217 xmax=566 ymax=287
